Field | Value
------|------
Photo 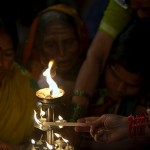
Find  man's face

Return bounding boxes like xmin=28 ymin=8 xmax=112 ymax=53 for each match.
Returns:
xmin=0 ymin=33 xmax=14 ymax=83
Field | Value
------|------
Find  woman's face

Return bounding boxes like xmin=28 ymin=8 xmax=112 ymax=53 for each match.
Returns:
xmin=131 ymin=0 xmax=150 ymax=18
xmin=40 ymin=23 xmax=80 ymax=75
xmin=0 ymin=33 xmax=14 ymax=83
xmin=104 ymin=63 xmax=143 ymax=100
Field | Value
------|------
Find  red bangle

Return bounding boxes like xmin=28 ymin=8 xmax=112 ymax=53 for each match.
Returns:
xmin=128 ymin=113 xmax=150 ymax=137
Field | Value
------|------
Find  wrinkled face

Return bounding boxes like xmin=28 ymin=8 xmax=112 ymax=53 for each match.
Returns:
xmin=104 ymin=63 xmax=143 ymax=100
xmin=40 ymin=23 xmax=80 ymax=75
xmin=0 ymin=33 xmax=14 ymax=83
xmin=131 ymin=0 xmax=150 ymax=18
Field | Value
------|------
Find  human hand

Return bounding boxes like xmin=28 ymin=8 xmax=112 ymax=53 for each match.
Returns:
xmin=89 ymin=114 xmax=128 ymax=143
xmin=75 ymin=114 xmax=128 ymax=143
xmin=75 ymin=117 xmax=99 ymax=132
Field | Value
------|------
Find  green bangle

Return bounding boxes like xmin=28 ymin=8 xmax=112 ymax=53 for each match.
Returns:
xmin=69 ymin=104 xmax=87 ymax=122
xmin=73 ymin=89 xmax=91 ymax=99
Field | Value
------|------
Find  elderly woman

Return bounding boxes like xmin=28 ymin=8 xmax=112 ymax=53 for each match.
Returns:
xmin=0 ymin=22 xmax=38 ymax=148
xmin=20 ymin=4 xmax=89 ymax=107
xmin=19 ymin=4 xmax=89 ymax=148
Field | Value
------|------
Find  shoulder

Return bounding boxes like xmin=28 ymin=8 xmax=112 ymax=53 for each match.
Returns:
xmin=13 ymin=62 xmax=39 ymax=90
xmin=99 ymin=0 xmax=132 ymax=38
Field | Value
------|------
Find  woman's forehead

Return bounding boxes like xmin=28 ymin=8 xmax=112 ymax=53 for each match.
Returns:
xmin=0 ymin=33 xmax=13 ymax=49
xmin=46 ymin=23 xmax=75 ymax=33
xmin=109 ymin=63 xmax=143 ymax=86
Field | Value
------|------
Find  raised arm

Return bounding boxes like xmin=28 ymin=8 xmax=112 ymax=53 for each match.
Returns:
xmin=71 ymin=0 xmax=132 ymax=110
xmin=72 ymin=31 xmax=113 ymax=107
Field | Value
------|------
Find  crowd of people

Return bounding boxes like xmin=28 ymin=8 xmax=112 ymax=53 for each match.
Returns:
xmin=0 ymin=0 xmax=150 ymax=149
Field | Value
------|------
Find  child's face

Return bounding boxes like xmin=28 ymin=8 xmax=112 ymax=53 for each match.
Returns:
xmin=40 ymin=23 xmax=80 ymax=75
xmin=0 ymin=33 xmax=14 ymax=83
xmin=104 ymin=63 xmax=143 ymax=100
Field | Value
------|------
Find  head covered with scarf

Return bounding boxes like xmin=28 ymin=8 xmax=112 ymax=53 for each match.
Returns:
xmin=21 ymin=4 xmax=89 ymax=80
xmin=0 ymin=20 xmax=38 ymax=145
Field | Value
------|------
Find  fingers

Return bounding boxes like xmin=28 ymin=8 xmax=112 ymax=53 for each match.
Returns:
xmin=74 ymin=117 xmax=99 ymax=132
xmin=91 ymin=129 xmax=108 ymax=143
xmin=90 ymin=115 xmax=108 ymax=136
xmin=75 ymin=126 xmax=90 ymax=132
xmin=75 ymin=118 xmax=90 ymax=132
xmin=76 ymin=117 xmax=99 ymax=124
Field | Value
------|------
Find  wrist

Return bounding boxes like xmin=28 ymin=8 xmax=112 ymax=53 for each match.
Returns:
xmin=72 ymin=89 xmax=91 ymax=107
xmin=122 ymin=116 xmax=128 ymax=138
xmin=128 ymin=113 xmax=150 ymax=138
xmin=69 ymin=104 xmax=87 ymax=122
xmin=73 ymin=89 xmax=91 ymax=99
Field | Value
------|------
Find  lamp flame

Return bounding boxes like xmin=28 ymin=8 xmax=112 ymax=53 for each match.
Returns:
xmin=31 ymin=139 xmax=35 ymax=144
xmin=58 ymin=115 xmax=63 ymax=120
xmin=43 ymin=60 xmax=60 ymax=97
xmin=34 ymin=110 xmax=41 ymax=124
xmin=46 ymin=142 xmax=53 ymax=149
xmin=40 ymin=108 xmax=45 ymax=117
xmin=62 ymin=138 xmax=69 ymax=143
xmin=54 ymin=133 xmax=61 ymax=138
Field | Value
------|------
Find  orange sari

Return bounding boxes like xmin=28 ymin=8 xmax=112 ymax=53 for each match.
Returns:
xmin=21 ymin=4 xmax=89 ymax=79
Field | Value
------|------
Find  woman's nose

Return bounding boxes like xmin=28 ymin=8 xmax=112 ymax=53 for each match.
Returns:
xmin=58 ymin=42 xmax=65 ymax=56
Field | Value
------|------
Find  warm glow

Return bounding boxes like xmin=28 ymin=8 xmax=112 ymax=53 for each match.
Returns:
xmin=31 ymin=139 xmax=35 ymax=144
xmin=34 ymin=110 xmax=48 ymax=131
xmin=56 ymin=115 xmax=66 ymax=128
xmin=58 ymin=115 xmax=63 ymax=120
xmin=34 ymin=110 xmax=41 ymax=124
xmin=46 ymin=142 xmax=53 ymax=149
xmin=43 ymin=60 xmax=62 ymax=98
xmin=54 ymin=133 xmax=61 ymax=138
xmin=62 ymin=138 xmax=69 ymax=143
xmin=40 ymin=108 xmax=45 ymax=117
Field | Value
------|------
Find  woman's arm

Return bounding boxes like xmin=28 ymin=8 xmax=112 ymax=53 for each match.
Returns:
xmin=75 ymin=112 xmax=150 ymax=143
xmin=72 ymin=0 xmax=132 ymax=107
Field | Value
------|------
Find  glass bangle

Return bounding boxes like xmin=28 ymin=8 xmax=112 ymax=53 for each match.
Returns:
xmin=72 ymin=89 xmax=91 ymax=99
